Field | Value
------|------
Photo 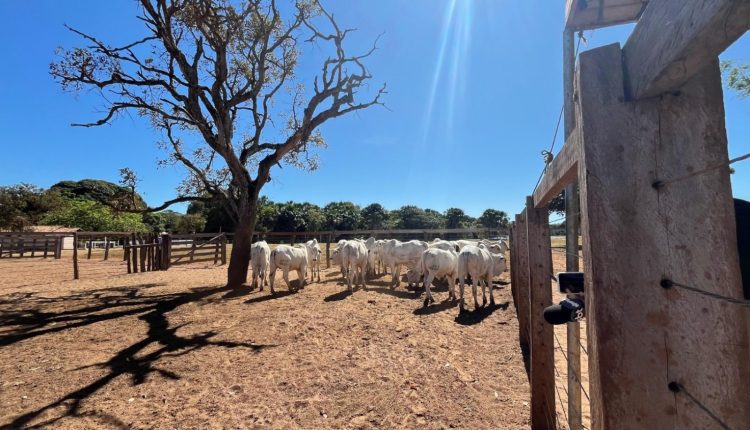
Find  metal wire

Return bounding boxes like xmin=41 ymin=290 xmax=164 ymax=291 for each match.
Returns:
xmin=532 ymin=32 xmax=586 ymax=195
xmin=551 ymin=248 xmax=584 ymax=260
xmin=669 ymin=382 xmax=732 ymax=430
xmin=554 ymin=332 xmax=591 ymax=402
xmin=654 ymin=151 xmax=750 ymax=189
xmin=665 ymin=280 xmax=750 ymax=308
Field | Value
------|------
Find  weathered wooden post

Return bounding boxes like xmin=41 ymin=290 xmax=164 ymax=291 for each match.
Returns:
xmin=162 ymin=234 xmax=172 ymax=270
xmin=509 ymin=225 xmax=518 ymax=312
xmin=220 ymin=234 xmax=227 ymax=265
xmin=514 ymin=213 xmax=531 ymax=350
xmin=563 ymin=26 xmax=583 ymax=430
xmin=73 ymin=232 xmax=79 ymax=280
xmin=125 ymin=237 xmax=132 ymax=274
xmin=577 ymin=42 xmax=750 ymax=429
xmin=131 ymin=233 xmax=138 ymax=273
xmin=139 ymin=235 xmax=147 ymax=272
xmin=87 ymin=236 xmax=93 ymax=260
xmin=326 ymin=232 xmax=333 ymax=268
xmin=104 ymin=236 xmax=109 ymax=261
xmin=525 ymin=196 xmax=555 ymax=430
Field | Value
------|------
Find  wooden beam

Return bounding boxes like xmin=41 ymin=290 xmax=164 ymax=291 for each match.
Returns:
xmin=525 ymin=196 xmax=556 ymax=430
xmin=578 ymin=43 xmax=750 ymax=429
xmin=624 ymin=0 xmax=750 ymax=100
xmin=533 ymin=133 xmax=580 ymax=208
xmin=566 ymin=0 xmax=646 ymax=31
xmin=514 ymin=212 xmax=531 ymax=351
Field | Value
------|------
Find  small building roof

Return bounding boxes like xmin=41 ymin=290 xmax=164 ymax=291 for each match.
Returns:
xmin=566 ymin=0 xmax=648 ymax=31
xmin=28 ymin=225 xmax=82 ymax=233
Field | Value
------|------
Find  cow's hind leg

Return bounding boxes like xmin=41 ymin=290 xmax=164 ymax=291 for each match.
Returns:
xmin=471 ymin=274 xmax=480 ymax=310
xmin=423 ymin=271 xmax=436 ymax=307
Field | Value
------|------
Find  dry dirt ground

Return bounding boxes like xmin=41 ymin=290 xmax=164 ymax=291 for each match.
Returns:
xmin=0 ymin=254 xmax=533 ymax=429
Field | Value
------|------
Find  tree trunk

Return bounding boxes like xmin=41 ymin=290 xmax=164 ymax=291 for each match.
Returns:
xmin=226 ymin=198 xmax=258 ymax=288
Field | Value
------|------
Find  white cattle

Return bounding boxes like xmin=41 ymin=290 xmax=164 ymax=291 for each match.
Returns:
xmin=380 ymin=239 xmax=429 ymax=288
xmin=332 ymin=239 xmax=348 ymax=278
xmin=250 ymin=240 xmax=271 ymax=290
xmin=429 ymin=239 xmax=458 ymax=252
xmin=420 ymin=247 xmax=459 ymax=306
xmin=303 ymin=239 xmax=322 ymax=283
xmin=364 ymin=237 xmax=380 ymax=277
xmin=457 ymin=245 xmax=507 ymax=310
xmin=341 ymin=239 xmax=369 ymax=292
xmin=269 ymin=245 xmax=308 ymax=294
xmin=455 ymin=239 xmax=507 ymax=254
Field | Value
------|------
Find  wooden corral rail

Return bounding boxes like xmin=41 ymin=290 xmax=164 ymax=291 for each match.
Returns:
xmin=512 ymin=2 xmax=750 ymax=429
xmin=0 ymin=232 xmax=65 ymax=259
xmin=167 ymin=233 xmax=227 ymax=268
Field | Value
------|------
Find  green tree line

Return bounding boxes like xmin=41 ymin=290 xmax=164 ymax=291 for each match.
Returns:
xmin=1 ymin=180 xmax=510 ymax=234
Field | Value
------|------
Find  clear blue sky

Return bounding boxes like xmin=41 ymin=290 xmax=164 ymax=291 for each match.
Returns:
xmin=1 ymin=1 xmax=749 ymax=217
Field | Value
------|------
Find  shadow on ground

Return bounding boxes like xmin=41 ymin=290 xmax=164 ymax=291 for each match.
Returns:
xmin=0 ymin=283 xmax=275 ymax=429
xmin=454 ymin=301 xmax=510 ymax=326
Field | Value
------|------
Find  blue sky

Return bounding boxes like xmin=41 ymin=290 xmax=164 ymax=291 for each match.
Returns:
xmin=1 ymin=1 xmax=749 ymax=217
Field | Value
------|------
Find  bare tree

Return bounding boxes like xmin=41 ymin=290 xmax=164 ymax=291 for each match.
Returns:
xmin=51 ymin=0 xmax=385 ymax=287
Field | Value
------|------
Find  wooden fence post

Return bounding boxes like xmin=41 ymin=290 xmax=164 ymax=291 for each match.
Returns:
xmin=104 ymin=236 xmax=109 ymax=261
xmin=189 ymin=239 xmax=197 ymax=262
xmin=87 ymin=236 xmax=93 ymax=260
xmin=139 ymin=235 xmax=147 ymax=272
xmin=125 ymin=238 xmax=132 ymax=274
xmin=162 ymin=234 xmax=171 ymax=270
xmin=326 ymin=232 xmax=332 ymax=268
xmin=509 ymin=225 xmax=518 ymax=313
xmin=526 ymin=196 xmax=555 ymax=430
xmin=577 ymin=44 xmax=750 ymax=429
xmin=514 ymin=213 xmax=531 ymax=350
xmin=73 ymin=232 xmax=79 ymax=280
xmin=131 ymin=233 xmax=138 ymax=273
xmin=220 ymin=234 xmax=227 ymax=265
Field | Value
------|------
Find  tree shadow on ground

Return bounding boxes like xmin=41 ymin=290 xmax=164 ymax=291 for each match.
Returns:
xmin=454 ymin=301 xmax=510 ymax=326
xmin=1 ymin=283 xmax=276 ymax=429
xmin=221 ymin=284 xmax=258 ymax=299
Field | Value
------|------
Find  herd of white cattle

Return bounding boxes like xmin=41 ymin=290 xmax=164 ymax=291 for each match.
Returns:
xmin=249 ymin=237 xmax=509 ymax=311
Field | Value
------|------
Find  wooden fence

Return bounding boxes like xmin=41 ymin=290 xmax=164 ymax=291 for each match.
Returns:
xmin=167 ymin=233 xmax=227 ymax=267
xmin=511 ymin=2 xmax=750 ymax=429
xmin=0 ymin=232 xmax=65 ymax=259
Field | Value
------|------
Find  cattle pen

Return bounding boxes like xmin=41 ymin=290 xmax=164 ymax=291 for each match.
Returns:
xmin=510 ymin=1 xmax=750 ymax=430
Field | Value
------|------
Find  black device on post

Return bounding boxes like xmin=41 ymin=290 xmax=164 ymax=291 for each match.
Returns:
xmin=544 ymin=272 xmax=585 ymax=325
xmin=556 ymin=271 xmax=584 ymax=294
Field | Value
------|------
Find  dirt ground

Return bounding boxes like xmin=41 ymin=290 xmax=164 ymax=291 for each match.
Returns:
xmin=0 ymin=253 xmax=533 ymax=429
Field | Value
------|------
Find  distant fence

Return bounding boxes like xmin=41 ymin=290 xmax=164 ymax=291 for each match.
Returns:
xmin=0 ymin=232 xmax=65 ymax=259
xmin=0 ymin=231 xmax=227 ymax=281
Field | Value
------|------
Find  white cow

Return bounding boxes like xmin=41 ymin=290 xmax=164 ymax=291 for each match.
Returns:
xmin=457 ymin=245 xmax=507 ymax=310
xmin=420 ymin=247 xmax=459 ymax=306
xmin=455 ymin=239 xmax=506 ymax=254
xmin=429 ymin=239 xmax=458 ymax=252
xmin=269 ymin=245 xmax=308 ymax=294
xmin=380 ymin=239 xmax=429 ymax=288
xmin=250 ymin=240 xmax=271 ymax=290
xmin=303 ymin=239 xmax=322 ymax=283
xmin=332 ymin=239 xmax=348 ymax=279
xmin=341 ymin=239 xmax=369 ymax=292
